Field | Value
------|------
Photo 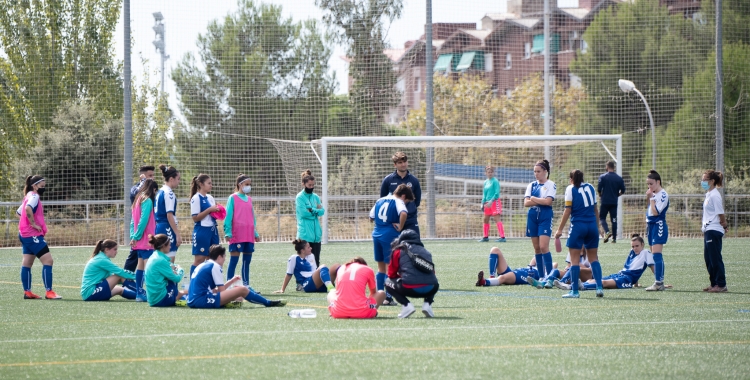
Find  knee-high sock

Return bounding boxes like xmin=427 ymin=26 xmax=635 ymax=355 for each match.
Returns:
xmin=653 ymin=253 xmax=664 ymax=282
xmin=190 ymin=265 xmax=197 ymax=278
xmin=135 ymin=269 xmax=145 ymax=295
xmin=42 ymin=265 xmax=52 ymax=291
xmin=569 ymin=265 xmax=580 ymax=293
xmin=121 ymin=287 xmax=136 ymax=300
xmin=21 ymin=266 xmax=31 ymax=291
xmin=245 ymin=291 xmax=270 ymax=306
xmin=591 ymin=260 xmax=603 ymax=289
xmin=122 ymin=279 xmax=136 ymax=291
xmin=561 ymin=268 xmax=572 ymax=284
xmin=226 ymin=255 xmax=239 ymax=281
xmin=582 ymin=281 xmax=598 ymax=290
xmin=489 ymin=253 xmax=499 ymax=277
xmin=535 ymin=254 xmax=545 ymax=277
xmin=542 ymin=252 xmax=553 ymax=276
xmin=600 ymin=218 xmax=609 ymax=233
xmin=242 ymin=254 xmax=252 ymax=286
xmin=319 ymin=267 xmax=332 ymax=288
xmin=483 ymin=224 xmax=490 ymax=238
xmin=376 ymin=272 xmax=386 ymax=291
xmin=545 ymin=268 xmax=560 ymax=282
xmin=496 ymin=222 xmax=505 ymax=238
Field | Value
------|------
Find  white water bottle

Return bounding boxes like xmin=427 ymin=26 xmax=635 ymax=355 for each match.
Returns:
xmin=288 ymin=309 xmax=317 ymax=318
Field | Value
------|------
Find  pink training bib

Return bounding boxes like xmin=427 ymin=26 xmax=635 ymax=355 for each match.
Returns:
xmin=18 ymin=192 xmax=47 ymax=238
xmin=228 ymin=194 xmax=255 ymax=244
xmin=132 ymin=197 xmax=156 ymax=250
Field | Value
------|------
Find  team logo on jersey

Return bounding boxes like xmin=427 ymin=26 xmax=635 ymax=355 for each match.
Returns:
xmin=237 ymin=244 xmax=241 ymax=249
xmin=169 ymin=192 xmax=174 ymax=199
xmin=657 ymin=220 xmax=664 ymax=237
xmin=406 ymin=182 xmax=412 ymax=188
xmin=32 ymin=236 xmax=39 ymax=244
xmin=200 ymin=248 xmax=205 ymax=252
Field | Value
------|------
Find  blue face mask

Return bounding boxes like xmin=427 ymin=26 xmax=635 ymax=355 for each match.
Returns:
xmin=701 ymin=181 xmax=710 ymax=190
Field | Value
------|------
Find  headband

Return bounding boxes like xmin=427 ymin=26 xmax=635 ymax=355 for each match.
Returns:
xmin=32 ymin=178 xmax=45 ymax=186
xmin=237 ymin=176 xmax=251 ymax=184
xmin=535 ymin=163 xmax=547 ymax=170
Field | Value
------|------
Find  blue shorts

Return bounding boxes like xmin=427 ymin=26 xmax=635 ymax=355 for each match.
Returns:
xmin=526 ymin=207 xmax=553 ymax=237
xmin=152 ymin=282 xmax=178 ymax=307
xmin=372 ymin=230 xmax=399 ymax=264
xmin=567 ymin=221 xmax=600 ymax=249
xmin=135 ymin=249 xmax=154 ymax=260
xmin=301 ymin=278 xmax=327 ymax=293
xmin=498 ymin=266 xmax=512 ymax=276
xmin=512 ymin=267 xmax=540 ymax=285
xmin=192 ymin=226 xmax=219 ymax=256
xmin=229 ymin=242 xmax=255 ymax=254
xmin=85 ymin=280 xmax=112 ymax=301
xmin=188 ymin=292 xmax=221 ymax=308
xmin=155 ymin=222 xmax=179 ymax=253
xmin=647 ymin=220 xmax=668 ymax=246
xmin=19 ymin=235 xmax=49 ymax=256
xmin=603 ymin=273 xmax=634 ymax=289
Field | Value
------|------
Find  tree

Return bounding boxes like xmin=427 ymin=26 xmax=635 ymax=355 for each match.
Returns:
xmin=0 ymin=0 xmax=122 ymax=197
xmin=316 ymin=0 xmax=403 ymax=134
xmin=131 ymin=64 xmax=173 ymax=173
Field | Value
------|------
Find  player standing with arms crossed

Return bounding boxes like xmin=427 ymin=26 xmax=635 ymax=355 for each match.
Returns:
xmin=296 ymin=170 xmax=325 ymax=267
xmin=597 ymin=161 xmax=626 ymax=243
xmin=380 ymin=152 xmax=422 ymax=236
xmin=155 ymin=165 xmax=181 ymax=264
xmin=224 ymin=174 xmax=260 ymax=291
xmin=524 ymin=159 xmax=556 ymax=278
xmin=189 ymin=174 xmax=220 ymax=277
xmin=644 ymin=170 xmax=669 ymax=291
xmin=479 ymin=166 xmax=506 ymax=243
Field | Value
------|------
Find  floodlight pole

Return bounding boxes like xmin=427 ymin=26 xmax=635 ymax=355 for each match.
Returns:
xmin=123 ymin=0 xmax=132 ymax=245
xmin=425 ymin=0 xmax=436 ymax=238
xmin=152 ymin=12 xmax=168 ymax=94
xmin=619 ymin=79 xmax=656 ymax=170
xmin=543 ymin=0 xmax=551 ymax=161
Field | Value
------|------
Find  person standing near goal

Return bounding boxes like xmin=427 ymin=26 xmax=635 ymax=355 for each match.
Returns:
xmin=524 ymin=159 xmax=556 ymax=278
xmin=155 ymin=165 xmax=181 ymax=264
xmin=701 ymin=169 xmax=728 ymax=293
xmin=224 ymin=174 xmax=260 ymax=292
xmin=644 ymin=170 xmax=669 ymax=291
xmin=295 ymin=170 xmax=325 ymax=267
xmin=380 ymin=152 xmax=422 ymax=236
xmin=479 ymin=165 xmax=506 ymax=243
xmin=597 ymin=161 xmax=625 ymax=243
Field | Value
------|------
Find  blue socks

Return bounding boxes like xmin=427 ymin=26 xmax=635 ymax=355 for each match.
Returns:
xmin=135 ymin=269 xmax=145 ymax=295
xmin=122 ymin=279 xmax=136 ymax=291
xmin=376 ymin=272 xmax=386 ymax=291
xmin=21 ymin=266 xmax=31 ymax=291
xmin=489 ymin=253 xmax=499 ymax=277
xmin=535 ymin=254 xmax=544 ymax=277
xmin=542 ymin=252 xmax=553 ymax=276
xmin=245 ymin=291 xmax=270 ymax=306
xmin=121 ymin=287 xmax=136 ymax=300
xmin=242 ymin=253 xmax=252 ymax=286
xmin=545 ymin=268 xmax=560 ymax=282
xmin=591 ymin=261 xmax=603 ymax=289
xmin=653 ymin=253 xmax=664 ymax=282
xmin=319 ymin=267 xmax=331 ymax=284
xmin=190 ymin=265 xmax=197 ymax=278
xmin=569 ymin=265 xmax=580 ymax=294
xmin=582 ymin=281 xmax=598 ymax=290
xmin=561 ymin=268 xmax=572 ymax=284
xmin=42 ymin=265 xmax=52 ymax=291
xmin=226 ymin=255 xmax=239 ymax=280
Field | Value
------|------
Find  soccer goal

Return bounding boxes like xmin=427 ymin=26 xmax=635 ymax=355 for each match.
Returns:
xmin=272 ymin=134 xmax=623 ymax=243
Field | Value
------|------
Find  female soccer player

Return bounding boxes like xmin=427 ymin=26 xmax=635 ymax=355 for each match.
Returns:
xmin=155 ymin=165 xmax=181 ymax=263
xmin=17 ymin=175 xmax=62 ymax=299
xmin=581 ymin=234 xmax=654 ymax=290
xmin=526 ymin=251 xmax=591 ymax=290
xmin=476 ymin=247 xmax=540 ymax=287
xmin=144 ymin=234 xmax=187 ymax=307
xmin=274 ymin=239 xmax=339 ymax=294
xmin=224 ymin=174 xmax=260 ymax=291
xmin=295 ymin=170 xmax=325 ymax=267
xmin=328 ymin=257 xmax=386 ymax=319
xmin=369 ymin=184 xmax=414 ymax=305
xmin=190 ymin=173 xmax=220 ymax=277
xmin=524 ymin=159 xmax=556 ymax=278
xmin=81 ymin=240 xmax=136 ymax=301
xmin=479 ymin=166 xmax=506 ymax=243
xmin=644 ymin=170 xmax=669 ymax=291
xmin=130 ymin=179 xmax=158 ymax=301
xmin=387 ymin=230 xmax=439 ymax=318
xmin=701 ymin=170 xmax=728 ymax=293
xmin=554 ymin=169 xmax=604 ymax=298
xmin=188 ymin=245 xmax=285 ymax=308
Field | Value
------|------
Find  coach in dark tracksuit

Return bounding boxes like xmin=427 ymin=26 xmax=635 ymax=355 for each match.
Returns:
xmin=380 ymin=152 xmax=422 ymax=236
xmin=597 ymin=161 xmax=625 ymax=243
xmin=123 ymin=166 xmax=155 ymax=287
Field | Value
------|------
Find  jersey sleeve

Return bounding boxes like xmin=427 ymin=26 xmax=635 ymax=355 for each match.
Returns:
xmin=548 ymin=181 xmax=557 ymax=199
xmin=211 ymin=263 xmax=225 ymax=287
xmin=190 ymin=194 xmax=201 ymax=216
xmin=224 ymin=195 xmax=235 ymax=237
xmin=564 ymin=185 xmax=574 ymax=207
xmin=369 ymin=202 xmax=377 ymax=219
xmin=208 ymin=194 xmax=216 ymax=207
xmin=524 ymin=183 xmax=533 ymax=198
xmin=395 ymin=198 xmax=408 ymax=214
xmin=380 ymin=176 xmax=390 ymax=197
xmin=411 ymin=177 xmax=422 ymax=208
xmin=644 ymin=250 xmax=655 ymax=266
xmin=100 ymin=257 xmax=136 ymax=280
xmin=16 ymin=202 xmax=23 ymax=216
xmin=655 ymin=191 xmax=669 ymax=213
xmin=711 ymin=193 xmax=725 ymax=215
xmin=165 ymin=190 xmax=176 ymax=214
xmin=286 ymin=255 xmax=296 ymax=275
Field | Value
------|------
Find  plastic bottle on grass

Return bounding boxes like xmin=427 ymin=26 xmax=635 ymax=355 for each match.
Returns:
xmin=288 ymin=309 xmax=317 ymax=318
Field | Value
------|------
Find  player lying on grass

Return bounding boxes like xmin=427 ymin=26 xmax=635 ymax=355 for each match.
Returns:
xmin=476 ymin=247 xmax=540 ymax=286
xmin=188 ymin=244 xmax=285 ymax=308
xmin=526 ymin=250 xmax=592 ymax=290
xmin=80 ymin=239 xmax=136 ymax=301
xmin=327 ymin=257 xmax=386 ymax=319
xmin=578 ymin=234 xmax=654 ymax=291
xmin=386 ymin=230 xmax=439 ymax=318
xmin=275 ymin=239 xmax=339 ymax=294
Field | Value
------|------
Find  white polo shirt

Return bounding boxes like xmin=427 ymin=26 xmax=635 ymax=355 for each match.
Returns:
xmin=702 ymin=188 xmax=725 ymax=233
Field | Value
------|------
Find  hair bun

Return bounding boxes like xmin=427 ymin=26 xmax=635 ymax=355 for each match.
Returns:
xmin=630 ymin=233 xmax=640 ymax=238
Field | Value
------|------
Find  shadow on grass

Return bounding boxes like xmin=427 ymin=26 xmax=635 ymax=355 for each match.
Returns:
xmin=670 ymin=289 xmax=750 ymax=295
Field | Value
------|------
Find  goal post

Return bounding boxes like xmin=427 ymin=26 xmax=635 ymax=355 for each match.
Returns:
xmin=318 ymin=134 xmax=623 ymax=243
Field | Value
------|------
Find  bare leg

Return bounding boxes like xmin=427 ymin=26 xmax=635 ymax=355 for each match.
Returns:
xmin=373 ymin=290 xmax=386 ymax=308
xmin=490 ymin=247 xmax=509 ymax=274
xmin=220 ymin=287 xmax=250 ymax=306
xmin=531 ymin=237 xmax=542 ymax=254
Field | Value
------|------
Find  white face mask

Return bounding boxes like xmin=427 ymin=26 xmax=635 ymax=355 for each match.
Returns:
xmin=242 ymin=185 xmax=251 ymax=194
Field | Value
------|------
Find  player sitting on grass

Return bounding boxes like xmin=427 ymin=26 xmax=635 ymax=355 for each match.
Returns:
xmin=526 ymin=250 xmax=592 ymax=290
xmin=275 ymin=239 xmax=339 ymax=294
xmin=476 ymin=247 xmax=540 ymax=286
xmin=80 ymin=240 xmax=136 ymax=301
xmin=579 ymin=234 xmax=654 ymax=291
xmin=188 ymin=245 xmax=285 ymax=308
xmin=144 ymin=234 xmax=188 ymax=307
xmin=328 ymin=257 xmax=386 ymax=319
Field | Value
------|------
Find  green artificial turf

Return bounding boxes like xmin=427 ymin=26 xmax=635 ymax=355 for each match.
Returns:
xmin=1 ymin=239 xmax=749 ymax=379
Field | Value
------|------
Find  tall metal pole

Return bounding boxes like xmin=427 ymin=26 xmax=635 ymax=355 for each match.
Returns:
xmin=632 ymin=88 xmax=656 ymax=170
xmin=123 ymin=0 xmax=133 ymax=244
xmin=425 ymin=0 xmax=436 ymax=238
xmin=715 ymin=0 xmax=724 ymax=178
xmin=160 ymin=27 xmax=165 ymax=94
xmin=543 ymin=0 xmax=551 ymax=161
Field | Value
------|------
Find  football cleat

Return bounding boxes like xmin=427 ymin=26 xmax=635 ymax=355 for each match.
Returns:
xmin=45 ymin=290 xmax=62 ymax=300
xmin=645 ymin=282 xmax=665 ymax=291
xmin=24 ymin=290 xmax=41 ymax=299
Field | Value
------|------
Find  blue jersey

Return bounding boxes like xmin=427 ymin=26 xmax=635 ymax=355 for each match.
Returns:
xmin=188 ymin=260 xmax=224 ymax=301
xmin=646 ymin=189 xmax=669 ymax=224
xmin=155 ymin=185 xmax=177 ymax=225
xmin=190 ymin=193 xmax=216 ymax=228
xmin=286 ymin=254 xmax=317 ymax=284
xmin=369 ymin=195 xmax=408 ymax=237
xmin=564 ymin=183 xmax=597 ymax=223
xmin=618 ymin=249 xmax=654 ymax=283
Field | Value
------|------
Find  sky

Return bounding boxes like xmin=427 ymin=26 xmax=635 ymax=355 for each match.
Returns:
xmin=114 ymin=0 xmax=578 ymax=120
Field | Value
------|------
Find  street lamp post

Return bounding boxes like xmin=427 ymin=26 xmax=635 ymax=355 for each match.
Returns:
xmin=618 ymin=79 xmax=656 ymax=170
xmin=152 ymin=12 xmax=169 ymax=94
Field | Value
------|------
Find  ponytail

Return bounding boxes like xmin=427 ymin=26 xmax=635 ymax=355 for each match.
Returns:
xmin=301 ymin=169 xmax=315 ymax=184
xmin=570 ymin=169 xmax=584 ymax=188
xmin=92 ymin=239 xmax=118 ymax=258
xmin=23 ymin=175 xmax=44 ymax=194
xmin=148 ymin=234 xmax=170 ymax=251
xmin=190 ymin=174 xmax=211 ymax=199
xmin=704 ymin=170 xmax=723 ymax=188
xmin=293 ymin=239 xmax=308 ymax=254
xmin=158 ymin=164 xmax=179 ymax=183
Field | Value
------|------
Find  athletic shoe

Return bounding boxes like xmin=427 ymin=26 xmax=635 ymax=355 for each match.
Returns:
xmin=422 ymin=302 xmax=434 ymax=318
xmin=495 ymin=237 xmax=506 ymax=243
xmin=645 ymin=282 xmax=665 ymax=291
xmin=268 ymin=299 xmax=287 ymax=307
xmin=708 ymin=286 xmax=727 ymax=293
xmin=596 ymin=287 xmax=604 ymax=297
xmin=398 ymin=303 xmax=416 ymax=319
xmin=45 ymin=290 xmax=62 ymax=300
xmin=135 ymin=293 xmax=148 ymax=302
xmin=562 ymin=291 xmax=580 ymax=299
xmin=476 ymin=271 xmax=486 ymax=287
xmin=703 ymin=285 xmax=715 ymax=292
xmin=478 ymin=237 xmax=489 ymax=242
xmin=175 ymin=299 xmax=188 ymax=307
xmin=525 ymin=276 xmax=543 ymax=289
xmin=295 ymin=283 xmax=303 ymax=292
xmin=225 ymin=300 xmax=243 ymax=309
xmin=603 ymin=232 xmax=612 ymax=243
xmin=24 ymin=290 xmax=41 ymax=299
xmin=553 ymin=279 xmax=571 ymax=291
xmin=383 ymin=296 xmax=398 ymax=306
xmin=544 ymin=279 xmax=555 ymax=289
xmin=611 ymin=239 xmax=616 ymax=244
xmin=578 ymin=280 xmax=586 ymax=291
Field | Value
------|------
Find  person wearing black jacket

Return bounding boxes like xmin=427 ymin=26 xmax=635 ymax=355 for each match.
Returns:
xmin=386 ymin=229 xmax=439 ymax=319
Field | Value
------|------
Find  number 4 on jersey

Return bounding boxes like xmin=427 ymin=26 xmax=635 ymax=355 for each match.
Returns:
xmin=377 ymin=201 xmax=390 ymax=223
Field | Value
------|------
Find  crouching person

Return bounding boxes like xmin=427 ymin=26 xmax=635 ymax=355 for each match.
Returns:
xmin=385 ymin=230 xmax=439 ymax=319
